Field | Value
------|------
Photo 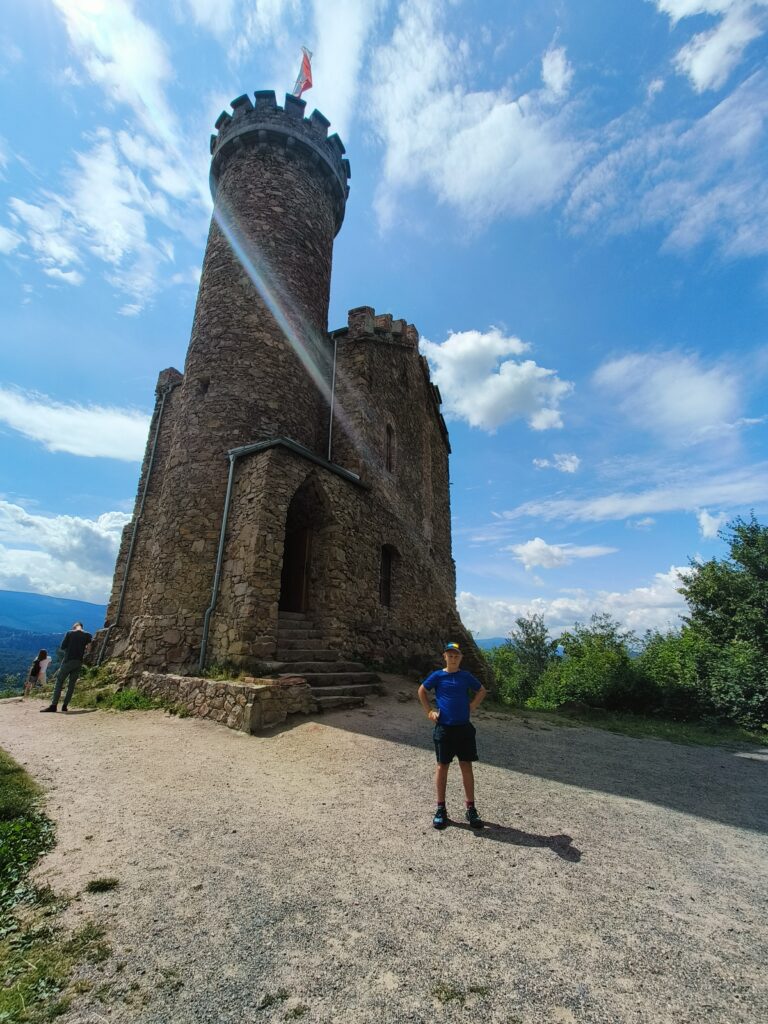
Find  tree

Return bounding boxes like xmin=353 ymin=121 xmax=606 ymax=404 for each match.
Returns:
xmin=505 ymin=614 xmax=558 ymax=701
xmin=678 ymin=514 xmax=768 ymax=655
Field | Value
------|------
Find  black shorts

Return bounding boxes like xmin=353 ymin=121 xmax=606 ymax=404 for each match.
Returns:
xmin=433 ymin=722 xmax=478 ymax=764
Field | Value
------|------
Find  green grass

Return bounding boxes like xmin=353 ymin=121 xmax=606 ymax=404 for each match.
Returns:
xmin=486 ymin=701 xmax=765 ymax=748
xmin=432 ymin=983 xmax=465 ymax=1005
xmin=0 ymin=747 xmax=112 ymax=1023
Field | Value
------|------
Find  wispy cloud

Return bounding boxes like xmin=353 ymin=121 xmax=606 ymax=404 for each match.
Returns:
xmin=458 ymin=565 xmax=688 ymax=637
xmin=500 ymin=464 xmax=768 ymax=523
xmin=0 ymin=386 xmax=149 ymax=461
xmin=533 ymin=453 xmax=581 ymax=473
xmin=421 ymin=327 xmax=572 ymax=432
xmin=369 ymin=0 xmax=584 ymax=226
xmin=0 ymin=500 xmax=128 ymax=603
xmin=568 ymin=70 xmax=768 ymax=258
xmin=506 ymin=537 xmax=618 ymax=570
xmin=652 ymin=1 xmax=768 ymax=92
xmin=593 ymin=350 xmax=743 ymax=444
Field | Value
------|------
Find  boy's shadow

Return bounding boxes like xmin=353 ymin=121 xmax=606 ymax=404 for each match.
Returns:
xmin=451 ymin=820 xmax=582 ymax=862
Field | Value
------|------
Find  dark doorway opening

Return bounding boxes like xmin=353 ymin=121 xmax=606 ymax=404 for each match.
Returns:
xmin=279 ymin=526 xmax=312 ymax=612
xmin=278 ymin=474 xmax=333 ymax=614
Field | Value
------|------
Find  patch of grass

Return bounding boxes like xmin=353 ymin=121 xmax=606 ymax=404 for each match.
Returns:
xmin=432 ymin=983 xmax=465 ymax=1005
xmin=201 ymin=661 xmax=243 ymax=682
xmin=487 ymin=701 xmax=765 ymax=749
xmin=468 ymin=984 xmax=490 ymax=996
xmin=84 ymin=877 xmax=120 ymax=894
xmin=0 ymin=746 xmax=113 ymax=1023
xmin=284 ymin=1006 xmax=309 ymax=1020
xmin=257 ymin=987 xmax=289 ymax=1010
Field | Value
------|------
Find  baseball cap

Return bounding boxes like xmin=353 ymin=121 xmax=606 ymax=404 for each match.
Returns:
xmin=443 ymin=642 xmax=461 ymax=652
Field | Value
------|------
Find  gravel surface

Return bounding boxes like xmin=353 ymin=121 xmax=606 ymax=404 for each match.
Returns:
xmin=1 ymin=680 xmax=767 ymax=1024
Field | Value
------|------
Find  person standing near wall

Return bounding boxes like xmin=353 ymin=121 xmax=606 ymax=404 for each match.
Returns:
xmin=40 ymin=623 xmax=93 ymax=714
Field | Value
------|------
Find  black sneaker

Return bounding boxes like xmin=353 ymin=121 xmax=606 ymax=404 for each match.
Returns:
xmin=61 ymin=706 xmax=68 ymax=713
xmin=40 ymin=706 xmax=57 ymax=713
xmin=465 ymin=806 xmax=484 ymax=829
xmin=433 ymin=806 xmax=448 ymax=830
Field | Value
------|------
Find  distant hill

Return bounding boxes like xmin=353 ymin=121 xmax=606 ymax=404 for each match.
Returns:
xmin=0 ymin=590 xmax=106 ymax=634
xmin=0 ymin=592 xmax=107 ymax=692
xmin=475 ymin=637 xmax=507 ymax=650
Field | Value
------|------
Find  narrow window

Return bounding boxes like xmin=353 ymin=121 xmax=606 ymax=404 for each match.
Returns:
xmin=385 ymin=424 xmax=394 ymax=473
xmin=380 ymin=546 xmax=394 ymax=607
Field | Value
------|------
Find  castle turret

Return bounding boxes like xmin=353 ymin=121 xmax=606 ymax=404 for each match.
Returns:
xmin=100 ymin=93 xmax=350 ymax=671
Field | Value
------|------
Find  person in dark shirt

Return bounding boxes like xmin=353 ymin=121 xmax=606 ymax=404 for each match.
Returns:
xmin=41 ymin=622 xmax=93 ymax=714
xmin=418 ymin=642 xmax=487 ymax=830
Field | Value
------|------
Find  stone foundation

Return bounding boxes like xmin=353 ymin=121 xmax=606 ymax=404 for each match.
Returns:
xmin=138 ymin=672 xmax=316 ymax=733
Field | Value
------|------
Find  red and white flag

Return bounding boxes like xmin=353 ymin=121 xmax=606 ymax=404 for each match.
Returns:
xmin=292 ymin=47 xmax=313 ymax=97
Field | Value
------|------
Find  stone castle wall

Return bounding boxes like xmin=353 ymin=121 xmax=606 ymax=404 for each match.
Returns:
xmin=98 ymin=90 xmax=486 ymax=685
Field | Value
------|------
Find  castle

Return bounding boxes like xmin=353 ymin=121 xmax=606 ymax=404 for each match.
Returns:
xmin=96 ymin=90 xmax=483 ymax=691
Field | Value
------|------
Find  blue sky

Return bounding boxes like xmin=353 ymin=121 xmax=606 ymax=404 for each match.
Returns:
xmin=0 ymin=0 xmax=767 ymax=638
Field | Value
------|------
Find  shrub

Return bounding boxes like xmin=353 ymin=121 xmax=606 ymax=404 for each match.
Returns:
xmin=485 ymin=645 xmax=525 ymax=705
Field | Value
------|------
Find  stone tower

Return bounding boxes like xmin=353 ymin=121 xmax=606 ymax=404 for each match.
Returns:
xmin=97 ymin=90 xmax=483 ymax=683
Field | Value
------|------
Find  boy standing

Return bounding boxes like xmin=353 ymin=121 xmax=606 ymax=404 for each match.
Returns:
xmin=418 ymin=642 xmax=487 ymax=830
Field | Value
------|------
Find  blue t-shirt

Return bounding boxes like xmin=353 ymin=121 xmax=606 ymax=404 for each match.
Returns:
xmin=421 ymin=669 xmax=482 ymax=726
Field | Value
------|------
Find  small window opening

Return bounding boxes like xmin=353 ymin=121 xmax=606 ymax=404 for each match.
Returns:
xmin=385 ymin=424 xmax=394 ymax=472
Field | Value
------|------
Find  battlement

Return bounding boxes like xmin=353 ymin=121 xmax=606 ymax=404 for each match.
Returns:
xmin=334 ymin=306 xmax=418 ymax=347
xmin=209 ymin=91 xmax=350 ymax=222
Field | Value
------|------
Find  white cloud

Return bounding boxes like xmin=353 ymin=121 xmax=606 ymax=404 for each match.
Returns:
xmin=675 ymin=5 xmax=765 ymax=91
xmin=184 ymin=0 xmax=236 ymax=36
xmin=627 ymin=517 xmax=656 ymax=530
xmin=502 ymin=464 xmax=768 ymax=523
xmin=533 ymin=453 xmax=581 ymax=473
xmin=369 ymin=0 xmax=583 ymax=226
xmin=507 ymin=537 xmax=618 ymax=570
xmin=0 ymin=501 xmax=128 ymax=603
xmin=541 ymin=46 xmax=574 ymax=98
xmin=43 ymin=267 xmax=84 ymax=285
xmin=697 ymin=508 xmax=728 ymax=537
xmin=420 ymin=327 xmax=572 ymax=432
xmin=594 ymin=351 xmax=742 ymax=443
xmin=567 ymin=71 xmax=768 ymax=259
xmin=0 ymin=224 xmax=21 ymax=254
xmin=0 ymin=386 xmax=149 ymax=461
xmin=652 ymin=1 xmax=768 ymax=92
xmin=51 ymin=0 xmax=178 ymax=143
xmin=458 ymin=565 xmax=688 ymax=637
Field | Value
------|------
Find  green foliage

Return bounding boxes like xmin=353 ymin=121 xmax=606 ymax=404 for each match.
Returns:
xmin=485 ymin=614 xmax=558 ymax=704
xmin=529 ymin=613 xmax=643 ymax=711
xmin=679 ymin=514 xmax=768 ymax=654
xmin=0 ymin=747 xmax=112 ymax=1023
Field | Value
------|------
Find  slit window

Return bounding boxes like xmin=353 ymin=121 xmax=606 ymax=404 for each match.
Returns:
xmin=380 ymin=545 xmax=395 ymax=607
xmin=385 ymin=424 xmax=394 ymax=473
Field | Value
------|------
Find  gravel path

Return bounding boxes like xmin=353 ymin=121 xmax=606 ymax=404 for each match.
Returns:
xmin=1 ymin=681 xmax=767 ymax=1024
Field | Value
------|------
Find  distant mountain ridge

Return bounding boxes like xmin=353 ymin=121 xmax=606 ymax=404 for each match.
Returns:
xmin=0 ymin=590 xmax=106 ymax=634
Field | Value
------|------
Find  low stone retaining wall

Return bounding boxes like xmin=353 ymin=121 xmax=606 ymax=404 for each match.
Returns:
xmin=138 ymin=673 xmax=317 ymax=733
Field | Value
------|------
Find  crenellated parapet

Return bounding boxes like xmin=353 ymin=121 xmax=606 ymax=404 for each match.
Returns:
xmin=331 ymin=306 xmax=450 ymax=451
xmin=209 ymin=90 xmax=351 ymax=232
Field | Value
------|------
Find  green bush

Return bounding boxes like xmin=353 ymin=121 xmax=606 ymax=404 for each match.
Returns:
xmin=528 ymin=613 xmax=644 ymax=711
xmin=485 ymin=645 xmax=525 ymax=704
xmin=704 ymin=640 xmax=768 ymax=728
xmin=635 ymin=628 xmax=711 ymax=719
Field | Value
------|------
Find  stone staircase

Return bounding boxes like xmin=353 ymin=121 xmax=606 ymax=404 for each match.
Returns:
xmin=275 ymin=611 xmax=382 ymax=712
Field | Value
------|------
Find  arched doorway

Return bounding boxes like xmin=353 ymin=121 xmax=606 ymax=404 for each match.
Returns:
xmin=278 ymin=474 xmax=333 ymax=613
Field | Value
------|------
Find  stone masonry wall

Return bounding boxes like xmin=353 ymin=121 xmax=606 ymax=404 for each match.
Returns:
xmin=138 ymin=672 xmax=316 ymax=733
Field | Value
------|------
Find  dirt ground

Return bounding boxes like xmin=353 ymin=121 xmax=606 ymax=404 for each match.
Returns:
xmin=1 ymin=679 xmax=767 ymax=1024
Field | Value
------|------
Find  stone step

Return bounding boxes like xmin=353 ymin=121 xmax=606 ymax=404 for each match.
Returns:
xmin=314 ymin=695 xmax=365 ymax=712
xmin=301 ymin=671 xmax=380 ymax=687
xmin=274 ymin=628 xmax=325 ymax=641
xmin=275 ymin=649 xmax=339 ymax=662
xmin=312 ymin=683 xmax=382 ymax=697
xmin=277 ymin=611 xmax=309 ymax=621
xmin=278 ymin=660 xmax=367 ymax=674
xmin=276 ymin=636 xmax=339 ymax=650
